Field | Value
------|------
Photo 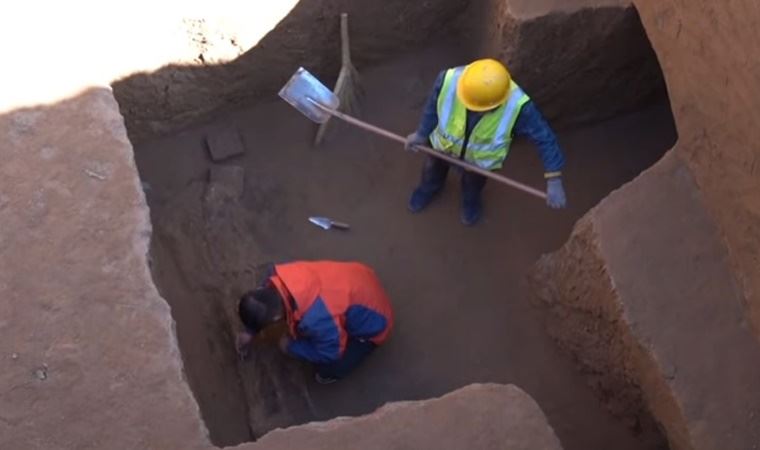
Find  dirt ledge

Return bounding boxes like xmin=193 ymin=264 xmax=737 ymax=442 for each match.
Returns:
xmin=532 ymin=152 xmax=760 ymax=450
xmin=530 ymin=214 xmax=679 ymax=449
xmin=247 ymin=384 xmax=563 ymax=450
xmin=0 ymin=88 xmax=209 ymax=450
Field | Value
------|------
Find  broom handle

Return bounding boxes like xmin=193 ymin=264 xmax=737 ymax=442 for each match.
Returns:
xmin=311 ymin=100 xmax=547 ymax=200
xmin=340 ymin=13 xmax=351 ymax=66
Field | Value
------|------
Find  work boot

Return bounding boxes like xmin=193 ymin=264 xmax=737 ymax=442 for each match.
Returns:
xmin=408 ymin=187 xmax=440 ymax=213
xmin=461 ymin=197 xmax=483 ymax=226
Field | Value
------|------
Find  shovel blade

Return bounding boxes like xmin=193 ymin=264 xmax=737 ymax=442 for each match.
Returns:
xmin=279 ymin=67 xmax=340 ymax=124
xmin=309 ymin=216 xmax=332 ymax=230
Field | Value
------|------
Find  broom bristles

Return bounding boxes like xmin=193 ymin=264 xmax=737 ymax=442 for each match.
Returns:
xmin=314 ymin=14 xmax=361 ymax=146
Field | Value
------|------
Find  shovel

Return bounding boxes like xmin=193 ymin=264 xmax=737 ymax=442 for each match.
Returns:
xmin=309 ymin=216 xmax=350 ymax=231
xmin=279 ymin=67 xmax=547 ymax=200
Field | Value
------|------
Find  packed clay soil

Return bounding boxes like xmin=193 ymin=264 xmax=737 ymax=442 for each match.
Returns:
xmin=134 ymin=43 xmax=676 ymax=449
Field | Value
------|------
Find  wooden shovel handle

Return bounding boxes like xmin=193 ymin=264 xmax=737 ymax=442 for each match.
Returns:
xmin=310 ymin=101 xmax=547 ymax=200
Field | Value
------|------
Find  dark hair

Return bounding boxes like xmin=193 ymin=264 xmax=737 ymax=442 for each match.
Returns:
xmin=238 ymin=283 xmax=284 ymax=333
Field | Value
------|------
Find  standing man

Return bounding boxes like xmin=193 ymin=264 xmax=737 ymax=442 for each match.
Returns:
xmin=406 ymin=58 xmax=567 ymax=226
xmin=236 ymin=261 xmax=394 ymax=384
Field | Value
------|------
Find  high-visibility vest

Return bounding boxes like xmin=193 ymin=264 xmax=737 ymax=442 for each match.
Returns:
xmin=430 ymin=66 xmax=530 ymax=170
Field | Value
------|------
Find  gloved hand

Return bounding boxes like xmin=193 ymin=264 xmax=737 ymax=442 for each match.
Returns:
xmin=405 ymin=132 xmax=427 ymax=152
xmin=546 ymin=178 xmax=567 ymax=209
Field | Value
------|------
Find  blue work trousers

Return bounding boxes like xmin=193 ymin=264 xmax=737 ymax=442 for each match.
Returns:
xmin=416 ymin=155 xmax=487 ymax=206
xmin=316 ymin=338 xmax=376 ymax=380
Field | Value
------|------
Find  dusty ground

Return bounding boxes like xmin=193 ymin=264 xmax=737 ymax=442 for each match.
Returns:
xmin=135 ymin=44 xmax=676 ymax=449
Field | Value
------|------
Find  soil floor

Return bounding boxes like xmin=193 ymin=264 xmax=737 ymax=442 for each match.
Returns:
xmin=134 ymin=44 xmax=676 ymax=449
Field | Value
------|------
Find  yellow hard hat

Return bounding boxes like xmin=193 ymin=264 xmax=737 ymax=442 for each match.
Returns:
xmin=456 ymin=59 xmax=511 ymax=112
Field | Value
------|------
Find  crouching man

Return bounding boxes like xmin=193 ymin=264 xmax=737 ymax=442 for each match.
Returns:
xmin=236 ymin=261 xmax=394 ymax=384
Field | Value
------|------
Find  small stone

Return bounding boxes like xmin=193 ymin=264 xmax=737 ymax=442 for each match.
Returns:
xmin=34 ymin=367 xmax=48 ymax=381
xmin=84 ymin=169 xmax=107 ymax=181
xmin=11 ymin=352 xmax=19 ymax=360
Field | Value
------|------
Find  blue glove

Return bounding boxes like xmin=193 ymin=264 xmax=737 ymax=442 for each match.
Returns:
xmin=546 ymin=178 xmax=567 ymax=209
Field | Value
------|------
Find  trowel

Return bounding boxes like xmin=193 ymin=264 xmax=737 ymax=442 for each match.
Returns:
xmin=309 ymin=216 xmax=350 ymax=231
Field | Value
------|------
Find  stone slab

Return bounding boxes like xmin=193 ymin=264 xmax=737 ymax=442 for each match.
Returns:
xmin=206 ymin=127 xmax=245 ymax=162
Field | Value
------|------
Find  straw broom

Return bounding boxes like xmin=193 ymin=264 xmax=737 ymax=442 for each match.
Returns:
xmin=314 ymin=13 xmax=361 ymax=146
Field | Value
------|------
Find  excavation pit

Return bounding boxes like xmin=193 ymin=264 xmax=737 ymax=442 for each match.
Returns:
xmin=112 ymin=2 xmax=676 ymax=449
xmin=7 ymin=1 xmax=760 ymax=449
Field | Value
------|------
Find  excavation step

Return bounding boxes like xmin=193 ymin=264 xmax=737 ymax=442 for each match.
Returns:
xmin=532 ymin=152 xmax=760 ymax=450
xmin=249 ymin=384 xmax=563 ymax=450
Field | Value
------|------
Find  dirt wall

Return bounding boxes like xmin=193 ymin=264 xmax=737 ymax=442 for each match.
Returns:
xmin=0 ymin=88 xmax=210 ymax=450
xmin=464 ymin=1 xmax=666 ymax=127
xmin=531 ymin=178 xmax=688 ymax=450
xmin=113 ymin=0 xmax=668 ymax=143
xmin=530 ymin=217 xmax=664 ymax=439
xmin=632 ymin=0 xmax=760 ymax=344
xmin=147 ymin=170 xmax=318 ymax=445
xmin=112 ymin=0 xmax=468 ymax=142
xmin=532 ymin=150 xmax=760 ymax=450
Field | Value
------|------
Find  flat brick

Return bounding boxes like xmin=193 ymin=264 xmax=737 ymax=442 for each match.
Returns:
xmin=206 ymin=126 xmax=245 ymax=162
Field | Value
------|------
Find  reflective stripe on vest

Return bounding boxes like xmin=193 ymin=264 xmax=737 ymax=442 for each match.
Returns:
xmin=430 ymin=67 xmax=530 ymax=170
